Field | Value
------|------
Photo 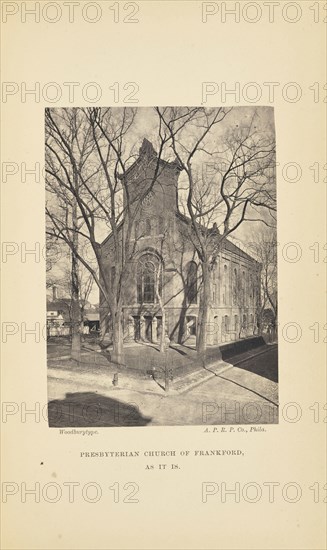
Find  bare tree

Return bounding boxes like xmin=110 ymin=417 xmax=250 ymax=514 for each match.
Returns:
xmin=156 ymin=107 xmax=276 ymax=353
xmin=46 ymin=107 xmax=171 ymax=364
xmin=46 ymin=108 xmax=96 ymax=360
xmin=46 ymin=236 xmax=64 ymax=288
xmin=48 ymin=263 xmax=94 ymax=323
xmin=248 ymin=227 xmax=277 ymax=333
xmin=46 ymin=106 xmax=276 ymax=362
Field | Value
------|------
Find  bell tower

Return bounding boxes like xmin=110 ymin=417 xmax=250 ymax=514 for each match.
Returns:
xmin=122 ymin=138 xmax=182 ymax=221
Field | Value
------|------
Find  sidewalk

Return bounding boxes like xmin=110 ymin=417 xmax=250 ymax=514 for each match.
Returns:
xmin=48 ymin=344 xmax=277 ymax=396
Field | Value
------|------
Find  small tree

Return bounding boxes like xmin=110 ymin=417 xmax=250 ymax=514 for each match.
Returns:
xmin=248 ymin=227 xmax=277 ymax=336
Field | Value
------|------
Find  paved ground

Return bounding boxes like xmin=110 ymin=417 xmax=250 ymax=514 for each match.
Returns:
xmin=48 ymin=345 xmax=278 ymax=426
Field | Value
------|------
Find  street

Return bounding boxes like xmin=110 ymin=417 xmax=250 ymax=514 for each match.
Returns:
xmin=48 ymin=345 xmax=278 ymax=426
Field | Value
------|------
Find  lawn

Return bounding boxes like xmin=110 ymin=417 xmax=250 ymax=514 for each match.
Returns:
xmin=47 ymin=339 xmax=219 ymax=379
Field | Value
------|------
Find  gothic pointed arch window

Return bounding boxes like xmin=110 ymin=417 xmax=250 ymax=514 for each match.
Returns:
xmin=242 ymin=270 xmax=246 ymax=305
xmin=137 ymin=252 xmax=161 ymax=304
xmin=249 ymin=274 xmax=253 ymax=302
xmin=223 ymin=315 xmax=230 ymax=334
xmin=158 ymin=215 xmax=164 ymax=235
xmin=186 ymin=261 xmax=198 ymax=304
xmin=232 ymin=268 xmax=238 ymax=305
xmin=242 ymin=313 xmax=247 ymax=330
xmin=234 ymin=314 xmax=239 ymax=331
xmin=223 ymin=264 xmax=229 ymax=305
xmin=138 ymin=220 xmax=145 ymax=238
xmin=250 ymin=313 xmax=254 ymax=329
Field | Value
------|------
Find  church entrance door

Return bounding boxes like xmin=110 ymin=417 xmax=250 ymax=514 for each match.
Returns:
xmin=144 ymin=316 xmax=152 ymax=342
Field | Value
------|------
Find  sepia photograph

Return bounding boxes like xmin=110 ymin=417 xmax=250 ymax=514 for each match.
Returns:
xmin=2 ymin=2 xmax=325 ymax=548
xmin=46 ymin=106 xmax=278 ymax=427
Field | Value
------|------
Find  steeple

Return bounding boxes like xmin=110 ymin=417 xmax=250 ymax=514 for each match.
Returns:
xmin=121 ymin=137 xmax=182 ymax=214
xmin=139 ymin=138 xmax=157 ymax=158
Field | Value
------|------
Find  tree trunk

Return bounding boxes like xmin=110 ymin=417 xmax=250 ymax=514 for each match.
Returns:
xmin=197 ymin=261 xmax=210 ymax=354
xmin=111 ymin=309 xmax=124 ymax=366
xmin=71 ymin=174 xmax=81 ymax=362
xmin=71 ymin=246 xmax=81 ymax=362
xmin=160 ymin=308 xmax=166 ymax=353
xmin=256 ymin=304 xmax=264 ymax=336
xmin=71 ymin=194 xmax=82 ymax=362
xmin=154 ymin=264 xmax=166 ymax=353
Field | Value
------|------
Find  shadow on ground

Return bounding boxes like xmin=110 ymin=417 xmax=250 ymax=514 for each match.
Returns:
xmin=222 ymin=346 xmax=278 ymax=383
xmin=48 ymin=391 xmax=152 ymax=427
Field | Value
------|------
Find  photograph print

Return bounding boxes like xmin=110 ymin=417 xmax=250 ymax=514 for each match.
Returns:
xmin=45 ymin=106 xmax=278 ymax=427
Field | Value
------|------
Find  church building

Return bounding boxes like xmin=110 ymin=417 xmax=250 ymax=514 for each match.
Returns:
xmin=99 ymin=139 xmax=261 ymax=347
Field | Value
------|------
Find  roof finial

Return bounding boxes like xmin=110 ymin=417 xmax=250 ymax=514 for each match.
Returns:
xmin=139 ymin=138 xmax=157 ymax=157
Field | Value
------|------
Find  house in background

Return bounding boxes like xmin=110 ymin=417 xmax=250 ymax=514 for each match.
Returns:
xmin=83 ymin=311 xmax=100 ymax=333
xmin=47 ymin=285 xmax=99 ymax=336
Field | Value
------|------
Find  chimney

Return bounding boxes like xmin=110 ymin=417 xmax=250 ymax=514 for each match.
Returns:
xmin=52 ymin=284 xmax=58 ymax=301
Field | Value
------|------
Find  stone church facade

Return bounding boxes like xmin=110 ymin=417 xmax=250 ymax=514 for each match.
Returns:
xmin=99 ymin=139 xmax=261 ymax=347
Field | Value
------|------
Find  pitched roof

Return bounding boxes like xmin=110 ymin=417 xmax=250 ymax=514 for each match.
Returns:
xmin=100 ymin=207 xmax=259 ymax=264
xmin=84 ymin=312 xmax=100 ymax=321
xmin=47 ymin=300 xmax=70 ymax=312
xmin=176 ymin=211 xmax=259 ymax=264
xmin=223 ymin=237 xmax=258 ymax=264
xmin=99 ymin=139 xmax=259 ymax=264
